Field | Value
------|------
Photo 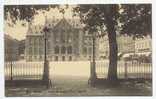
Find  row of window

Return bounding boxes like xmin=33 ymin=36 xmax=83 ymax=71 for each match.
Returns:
xmin=54 ymin=32 xmax=73 ymax=43
xmin=28 ymin=46 xmax=92 ymax=55
xmin=28 ymin=32 xmax=75 ymax=45
xmin=28 ymin=46 xmax=43 ymax=55
xmin=28 ymin=56 xmax=72 ymax=61
xmin=54 ymin=56 xmax=72 ymax=61
xmin=29 ymin=37 xmax=43 ymax=45
xmin=135 ymin=41 xmax=151 ymax=50
xmin=55 ymin=46 xmax=72 ymax=54
xmin=28 ymin=46 xmax=73 ymax=55
xmin=83 ymin=47 xmax=92 ymax=55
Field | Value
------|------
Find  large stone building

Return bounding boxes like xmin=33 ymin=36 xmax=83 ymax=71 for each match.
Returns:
xmin=25 ymin=17 xmax=99 ymax=61
xmin=5 ymin=34 xmax=19 ymax=61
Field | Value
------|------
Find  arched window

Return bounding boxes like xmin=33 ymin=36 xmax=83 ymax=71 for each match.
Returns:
xmin=67 ymin=33 xmax=72 ymax=43
xmin=88 ymin=47 xmax=92 ymax=54
xmin=34 ymin=47 xmax=37 ymax=55
xmin=29 ymin=38 xmax=33 ymax=45
xmin=55 ymin=56 xmax=58 ymax=61
xmin=61 ymin=46 xmax=66 ymax=54
xmin=67 ymin=46 xmax=72 ymax=54
xmin=54 ymin=32 xmax=59 ymax=43
xmin=61 ymin=32 xmax=65 ymax=43
xmin=62 ymin=56 xmax=65 ymax=61
xmin=29 ymin=47 xmax=32 ymax=54
xmin=83 ymin=47 xmax=87 ymax=55
xmin=69 ymin=56 xmax=72 ymax=61
xmin=55 ymin=46 xmax=59 ymax=54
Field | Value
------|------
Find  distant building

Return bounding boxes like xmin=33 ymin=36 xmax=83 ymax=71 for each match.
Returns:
xmin=99 ymin=34 xmax=152 ymax=59
xmin=98 ymin=34 xmax=135 ymax=59
xmin=5 ymin=34 xmax=19 ymax=61
xmin=25 ymin=17 xmax=99 ymax=61
xmin=135 ymin=36 xmax=152 ymax=56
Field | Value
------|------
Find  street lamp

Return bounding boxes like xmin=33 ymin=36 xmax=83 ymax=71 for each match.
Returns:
xmin=42 ymin=26 xmax=50 ymax=88
xmin=89 ymin=32 xmax=97 ymax=86
xmin=10 ymin=51 xmax=13 ymax=80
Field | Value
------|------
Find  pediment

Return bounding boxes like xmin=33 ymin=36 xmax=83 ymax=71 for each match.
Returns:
xmin=53 ymin=18 xmax=73 ymax=32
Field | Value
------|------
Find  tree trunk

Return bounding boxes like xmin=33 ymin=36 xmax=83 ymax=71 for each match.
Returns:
xmin=107 ymin=29 xmax=118 ymax=81
xmin=104 ymin=5 xmax=118 ymax=81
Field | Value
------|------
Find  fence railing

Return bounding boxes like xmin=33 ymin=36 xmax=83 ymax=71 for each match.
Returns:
xmin=5 ymin=62 xmax=44 ymax=80
xmin=95 ymin=60 xmax=152 ymax=79
xmin=5 ymin=61 xmax=152 ymax=81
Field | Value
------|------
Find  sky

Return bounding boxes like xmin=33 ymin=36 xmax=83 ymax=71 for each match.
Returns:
xmin=4 ymin=5 xmax=77 ymax=40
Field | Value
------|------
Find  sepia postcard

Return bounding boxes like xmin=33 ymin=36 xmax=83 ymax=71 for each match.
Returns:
xmin=1 ymin=0 xmax=154 ymax=98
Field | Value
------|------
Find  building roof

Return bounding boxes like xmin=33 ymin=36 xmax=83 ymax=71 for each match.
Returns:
xmin=27 ymin=23 xmax=44 ymax=36
xmin=4 ymin=34 xmax=19 ymax=42
xmin=27 ymin=17 xmax=82 ymax=36
xmin=53 ymin=18 xmax=73 ymax=31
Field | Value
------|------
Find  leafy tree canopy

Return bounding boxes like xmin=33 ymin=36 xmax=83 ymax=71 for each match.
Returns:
xmin=73 ymin=4 xmax=152 ymax=38
xmin=120 ymin=4 xmax=151 ymax=37
xmin=5 ymin=4 xmax=151 ymax=37
xmin=4 ymin=5 xmax=69 ymax=26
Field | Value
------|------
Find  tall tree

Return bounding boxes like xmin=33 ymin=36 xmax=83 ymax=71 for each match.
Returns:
xmin=74 ymin=4 xmax=151 ymax=82
xmin=74 ymin=4 xmax=119 ymax=81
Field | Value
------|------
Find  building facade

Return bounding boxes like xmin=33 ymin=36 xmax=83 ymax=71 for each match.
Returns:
xmin=98 ymin=34 xmax=152 ymax=59
xmin=25 ymin=17 xmax=99 ymax=61
xmin=98 ymin=34 xmax=135 ymax=59
xmin=135 ymin=36 xmax=152 ymax=56
xmin=5 ymin=34 xmax=19 ymax=61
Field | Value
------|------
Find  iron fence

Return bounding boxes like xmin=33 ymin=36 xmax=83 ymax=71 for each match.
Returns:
xmin=5 ymin=62 xmax=44 ymax=80
xmin=96 ymin=60 xmax=152 ymax=79
xmin=5 ymin=61 xmax=152 ymax=81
